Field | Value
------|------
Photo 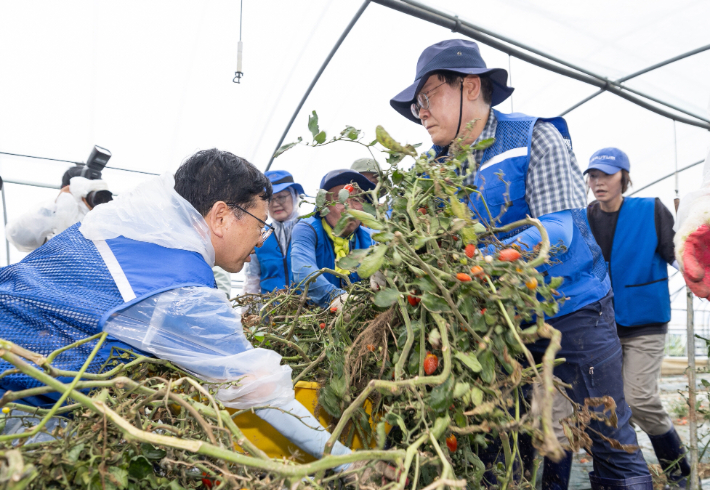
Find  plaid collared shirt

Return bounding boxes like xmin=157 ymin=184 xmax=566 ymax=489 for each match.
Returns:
xmin=462 ymin=110 xmax=587 ymax=218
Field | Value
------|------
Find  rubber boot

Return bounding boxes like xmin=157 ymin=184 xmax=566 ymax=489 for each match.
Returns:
xmin=255 ymin=398 xmax=351 ymax=471
xmin=648 ymin=427 xmax=692 ymax=489
xmin=542 ymin=451 xmax=573 ymax=490
xmin=589 ymin=472 xmax=654 ymax=490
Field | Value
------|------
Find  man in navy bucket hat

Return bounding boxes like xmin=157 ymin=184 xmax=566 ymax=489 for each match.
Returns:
xmin=291 ymin=169 xmax=376 ymax=310
xmin=391 ymin=40 xmax=652 ymax=490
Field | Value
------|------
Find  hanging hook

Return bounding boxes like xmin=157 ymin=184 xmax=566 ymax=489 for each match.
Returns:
xmin=233 ymin=0 xmax=244 ymax=84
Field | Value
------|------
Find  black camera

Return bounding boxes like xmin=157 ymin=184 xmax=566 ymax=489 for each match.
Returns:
xmin=81 ymin=145 xmax=112 ymax=180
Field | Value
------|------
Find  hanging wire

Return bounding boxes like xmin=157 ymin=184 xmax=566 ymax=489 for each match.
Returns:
xmin=508 ymin=54 xmax=513 ymax=113
xmin=0 ymin=151 xmax=158 ymax=175
xmin=233 ymin=0 xmax=244 ymax=83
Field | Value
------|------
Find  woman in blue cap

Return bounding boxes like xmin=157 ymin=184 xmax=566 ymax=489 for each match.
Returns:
xmin=390 ymin=39 xmax=651 ymax=490
xmin=242 ymin=170 xmax=304 ymax=294
xmin=291 ymin=169 xmax=376 ymax=310
xmin=586 ymin=148 xmax=689 ymax=487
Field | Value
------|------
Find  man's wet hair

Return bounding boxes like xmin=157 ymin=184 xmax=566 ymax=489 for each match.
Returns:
xmin=174 ymin=148 xmax=272 ymax=217
xmin=431 ymin=70 xmax=494 ymax=105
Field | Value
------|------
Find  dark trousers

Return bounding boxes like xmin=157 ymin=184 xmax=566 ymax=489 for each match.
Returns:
xmin=480 ymin=292 xmax=649 ymax=481
xmin=527 ymin=291 xmax=649 ymax=479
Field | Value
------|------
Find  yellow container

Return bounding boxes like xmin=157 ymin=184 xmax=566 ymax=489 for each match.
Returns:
xmin=228 ymin=381 xmax=383 ymax=463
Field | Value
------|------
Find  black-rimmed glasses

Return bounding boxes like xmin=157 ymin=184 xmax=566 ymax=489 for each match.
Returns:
xmin=233 ymin=205 xmax=274 ymax=243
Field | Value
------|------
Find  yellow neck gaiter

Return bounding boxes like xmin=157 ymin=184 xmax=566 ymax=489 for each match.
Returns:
xmin=322 ymin=218 xmax=351 ymax=275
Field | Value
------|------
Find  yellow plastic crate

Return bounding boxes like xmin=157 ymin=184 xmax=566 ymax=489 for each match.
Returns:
xmin=228 ymin=381 xmax=384 ymax=463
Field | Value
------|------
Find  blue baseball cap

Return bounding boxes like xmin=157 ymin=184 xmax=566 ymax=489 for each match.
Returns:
xmin=319 ymin=169 xmax=376 ymax=193
xmin=584 ymin=148 xmax=631 ymax=175
xmin=391 ymin=39 xmax=514 ymax=124
xmin=265 ymin=170 xmax=305 ymax=196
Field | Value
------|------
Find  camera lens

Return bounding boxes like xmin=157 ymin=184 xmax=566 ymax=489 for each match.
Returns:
xmin=86 ymin=190 xmax=113 ymax=209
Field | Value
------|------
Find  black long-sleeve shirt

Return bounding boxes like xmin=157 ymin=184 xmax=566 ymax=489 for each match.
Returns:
xmin=587 ymin=198 xmax=675 ymax=338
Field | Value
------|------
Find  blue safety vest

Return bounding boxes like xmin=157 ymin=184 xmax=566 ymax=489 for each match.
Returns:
xmin=298 ymin=217 xmax=373 ymax=289
xmin=0 ymin=224 xmax=216 ymax=407
xmin=466 ymin=110 xmax=610 ymax=318
xmin=609 ymin=197 xmax=671 ymax=326
xmin=254 ymin=232 xmax=293 ymax=293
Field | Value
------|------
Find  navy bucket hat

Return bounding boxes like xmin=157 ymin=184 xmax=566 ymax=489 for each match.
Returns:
xmin=265 ymin=170 xmax=305 ymax=196
xmin=319 ymin=169 xmax=376 ymax=193
xmin=390 ymin=39 xmax=514 ymax=124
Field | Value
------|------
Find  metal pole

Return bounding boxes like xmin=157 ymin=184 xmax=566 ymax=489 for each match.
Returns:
xmin=370 ymin=0 xmax=710 ymax=130
xmin=1 ymin=185 xmax=9 ymax=266
xmin=265 ymin=0 xmax=370 ymax=170
xmin=629 ymin=159 xmax=704 ymax=197
xmin=687 ymin=288 xmax=698 ymax=490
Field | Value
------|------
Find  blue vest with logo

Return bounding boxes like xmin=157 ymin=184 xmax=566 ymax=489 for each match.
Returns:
xmin=0 ymin=224 xmax=216 ymax=407
xmin=254 ymin=232 xmax=293 ymax=293
xmin=609 ymin=198 xmax=670 ymax=326
xmin=299 ymin=217 xmax=373 ymax=288
xmin=467 ymin=110 xmax=610 ymax=318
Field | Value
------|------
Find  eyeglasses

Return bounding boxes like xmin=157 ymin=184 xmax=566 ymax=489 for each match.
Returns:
xmin=271 ymin=193 xmax=292 ymax=205
xmin=410 ymin=81 xmax=448 ymax=119
xmin=233 ymin=204 xmax=274 ymax=243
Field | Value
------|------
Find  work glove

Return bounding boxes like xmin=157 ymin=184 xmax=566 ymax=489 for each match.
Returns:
xmin=329 ymin=293 xmax=349 ymax=313
xmin=369 ymin=271 xmax=387 ymax=291
xmin=681 ymin=224 xmax=710 ymax=299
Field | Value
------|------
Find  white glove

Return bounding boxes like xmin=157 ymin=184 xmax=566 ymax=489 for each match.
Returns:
xmin=369 ymin=271 xmax=387 ymax=291
xmin=329 ymin=293 xmax=349 ymax=312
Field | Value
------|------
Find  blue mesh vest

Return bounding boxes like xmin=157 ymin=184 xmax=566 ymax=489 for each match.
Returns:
xmin=254 ymin=232 xmax=292 ymax=293
xmin=608 ymin=198 xmax=671 ymax=326
xmin=299 ymin=217 xmax=373 ymax=288
xmin=468 ymin=110 xmax=610 ymax=318
xmin=0 ymin=224 xmax=216 ymax=407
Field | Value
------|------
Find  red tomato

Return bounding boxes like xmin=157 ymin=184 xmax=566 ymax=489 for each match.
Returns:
xmin=423 ymin=353 xmax=439 ymax=375
xmin=446 ymin=434 xmax=458 ymax=452
xmin=417 ymin=207 xmax=427 ymax=214
xmin=499 ymin=248 xmax=522 ymax=262
xmin=407 ymin=295 xmax=421 ymax=307
xmin=343 ymin=184 xmax=355 ymax=193
xmin=470 ymin=265 xmax=485 ymax=279
xmin=456 ymin=273 xmax=472 ymax=282
xmin=319 ymin=322 xmax=326 ymax=329
xmin=464 ymin=244 xmax=476 ymax=258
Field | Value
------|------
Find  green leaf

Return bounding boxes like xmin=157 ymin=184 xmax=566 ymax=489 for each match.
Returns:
xmin=392 ymin=170 xmax=404 ymax=185
xmin=453 ymin=382 xmax=470 ymax=399
xmin=333 ymin=214 xmax=351 ymax=236
xmin=128 ymin=456 xmax=153 ymax=480
xmin=479 ymin=350 xmax=496 ymax=384
xmin=549 ymin=276 xmax=564 ymax=290
xmin=374 ymin=288 xmax=401 ymax=307
xmin=273 ymin=137 xmax=302 ymax=159
xmin=346 ymin=209 xmax=384 ymax=230
xmin=413 ymin=276 xmax=436 ymax=293
xmin=421 ymin=292 xmax=451 ymax=312
xmin=141 ymin=443 xmax=166 ymax=461
xmin=470 ymin=387 xmax=484 ymax=406
xmin=429 ymin=375 xmax=454 ymax=413
xmin=66 ymin=443 xmax=85 ymax=464
xmin=455 ymin=351 xmax=482 ymax=373
xmin=108 ymin=467 xmax=128 ymax=489
xmin=338 ymin=188 xmax=350 ymax=204
xmin=318 ymin=385 xmax=342 ymax=417
xmin=371 ymin=231 xmax=394 ymax=243
xmin=315 ymin=189 xmax=327 ymax=208
xmin=314 ymin=130 xmax=327 ymax=144
xmin=362 ymin=201 xmax=377 ymax=215
xmin=330 ymin=375 xmax=346 ymax=398
xmin=472 ymin=137 xmax=495 ymax=151
xmin=357 ymin=245 xmax=388 ymax=278
xmin=337 ymin=248 xmax=370 ymax=270
xmin=169 ymin=481 xmax=187 ymax=490
xmin=376 ymin=421 xmax=387 ymax=449
xmin=308 ymin=110 xmax=320 ymax=138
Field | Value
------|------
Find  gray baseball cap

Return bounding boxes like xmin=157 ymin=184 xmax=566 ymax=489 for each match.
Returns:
xmin=350 ymin=158 xmax=380 ymax=174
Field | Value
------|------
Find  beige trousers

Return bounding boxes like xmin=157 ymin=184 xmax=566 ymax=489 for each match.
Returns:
xmin=619 ymin=333 xmax=673 ymax=436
